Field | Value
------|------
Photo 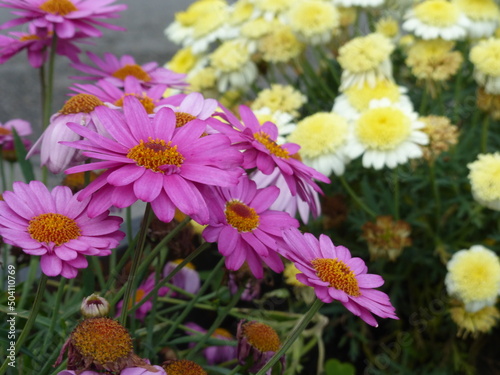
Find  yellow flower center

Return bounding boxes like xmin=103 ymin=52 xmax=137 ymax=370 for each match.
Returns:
xmin=210 ymin=41 xmax=250 ymax=72
xmin=175 ymin=112 xmax=197 ymax=127
xmin=168 ymin=48 xmax=197 ymax=74
xmin=468 ymin=153 xmax=500 ymax=201
xmin=59 ymin=94 xmax=104 ymax=115
xmin=253 ymin=131 xmax=289 ymax=158
xmin=455 ymin=0 xmax=500 ymax=21
xmin=311 ymin=258 xmax=361 ymax=297
xmin=413 ymin=0 xmax=460 ymax=27
xmin=28 ymin=213 xmax=81 ymax=246
xmin=338 ymin=34 xmax=394 ymax=73
xmin=39 ymin=0 xmax=77 ymax=15
xmin=356 ymin=107 xmax=411 ymax=150
xmin=71 ymin=317 xmax=133 ymax=366
xmin=213 ymin=327 xmax=233 ymax=339
xmin=172 ymin=258 xmax=196 ymax=270
xmin=163 ymin=359 xmax=207 ymax=375
xmin=0 ymin=128 xmax=11 ymax=136
xmin=345 ymin=81 xmax=401 ymax=112
xmin=242 ymin=321 xmax=281 ymax=352
xmin=225 ymin=200 xmax=260 ymax=232
xmin=19 ymin=34 xmax=41 ymax=42
xmin=127 ymin=138 xmax=185 ymax=173
xmin=112 ymin=64 xmax=151 ymax=82
xmin=288 ymin=1 xmax=339 ymax=37
xmin=470 ymin=39 xmax=500 ymax=77
xmin=289 ymin=112 xmax=348 ymax=159
xmin=114 ymin=94 xmax=156 ymax=114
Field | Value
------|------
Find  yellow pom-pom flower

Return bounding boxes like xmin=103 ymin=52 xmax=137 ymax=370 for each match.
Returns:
xmin=470 ymin=38 xmax=500 ymax=94
xmin=453 ymin=0 xmax=500 ymax=38
xmin=468 ymin=152 xmax=500 ymax=210
xmin=445 ymin=245 xmax=500 ymax=312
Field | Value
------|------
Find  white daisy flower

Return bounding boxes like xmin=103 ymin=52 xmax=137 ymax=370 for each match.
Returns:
xmin=453 ymin=0 xmax=500 ymax=39
xmin=332 ymin=0 xmax=385 ymax=7
xmin=346 ymin=98 xmax=429 ymax=170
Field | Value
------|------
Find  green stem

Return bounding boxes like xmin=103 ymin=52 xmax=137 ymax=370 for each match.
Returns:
xmin=255 ymin=298 xmax=324 ymax=375
xmin=429 ymin=161 xmax=441 ymax=235
xmin=481 ymin=115 xmax=490 ymax=153
xmin=393 ymin=168 xmax=400 ymax=221
xmin=42 ymin=34 xmax=58 ymax=131
xmin=119 ymin=203 xmax=152 ymax=325
xmin=339 ymin=176 xmax=376 ymax=218
xmin=42 ymin=278 xmax=66 ymax=348
xmin=18 ymin=257 xmax=40 ymax=310
xmin=0 ymin=274 xmax=48 ymax=375
xmin=126 ymin=206 xmax=133 ymax=243
xmin=227 ymin=364 xmax=243 ymax=375
xmin=0 ymin=146 xmax=6 ymax=191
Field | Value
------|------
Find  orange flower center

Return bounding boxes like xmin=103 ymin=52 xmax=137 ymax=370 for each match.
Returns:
xmin=175 ymin=112 xmax=197 ymax=127
xmin=253 ymin=131 xmax=289 ymax=159
xmin=112 ymin=64 xmax=151 ymax=82
xmin=310 ymin=258 xmax=361 ymax=297
xmin=213 ymin=327 xmax=233 ymax=339
xmin=28 ymin=213 xmax=81 ymax=246
xmin=163 ymin=359 xmax=207 ymax=375
xmin=127 ymin=137 xmax=185 ymax=173
xmin=242 ymin=321 xmax=281 ymax=352
xmin=224 ymin=200 xmax=260 ymax=232
xmin=59 ymin=94 xmax=104 ymax=115
xmin=39 ymin=0 xmax=77 ymax=15
xmin=114 ymin=94 xmax=156 ymax=114
xmin=71 ymin=317 xmax=133 ymax=366
xmin=19 ymin=34 xmax=41 ymax=42
xmin=0 ymin=128 xmax=12 ymax=136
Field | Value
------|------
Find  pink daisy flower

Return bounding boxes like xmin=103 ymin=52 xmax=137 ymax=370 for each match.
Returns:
xmin=27 ymin=93 xmax=107 ymax=174
xmin=0 ymin=180 xmax=124 ymax=278
xmin=63 ymin=96 xmax=244 ymax=224
xmin=279 ymin=228 xmax=398 ymax=327
xmin=155 ymin=92 xmax=218 ymax=128
xmin=202 ymin=175 xmax=299 ymax=278
xmin=0 ymin=118 xmax=31 ymax=146
xmin=70 ymin=76 xmax=184 ymax=114
xmin=0 ymin=24 xmax=90 ymax=67
xmin=162 ymin=259 xmax=201 ymax=296
xmin=0 ymin=0 xmax=127 ymax=39
xmin=185 ymin=322 xmax=236 ymax=365
xmin=115 ymin=273 xmax=169 ymax=321
xmin=216 ymin=105 xmax=330 ymax=212
xmin=70 ymin=51 xmax=187 ymax=88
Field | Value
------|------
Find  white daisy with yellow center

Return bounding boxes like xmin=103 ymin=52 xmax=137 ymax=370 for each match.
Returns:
xmin=286 ymin=0 xmax=340 ymax=45
xmin=333 ymin=80 xmax=414 ymax=120
xmin=250 ymin=0 xmax=294 ymax=21
xmin=467 ymin=152 xmax=500 ymax=210
xmin=287 ymin=112 xmax=351 ymax=176
xmin=347 ymin=98 xmax=428 ymax=170
xmin=332 ymin=0 xmax=385 ymax=7
xmin=445 ymin=245 xmax=500 ymax=313
xmin=470 ymin=38 xmax=500 ymax=94
xmin=453 ymin=0 xmax=500 ymax=39
xmin=402 ymin=0 xmax=471 ymax=40
xmin=209 ymin=39 xmax=257 ymax=92
xmin=337 ymin=33 xmax=395 ymax=91
xmin=239 ymin=17 xmax=276 ymax=53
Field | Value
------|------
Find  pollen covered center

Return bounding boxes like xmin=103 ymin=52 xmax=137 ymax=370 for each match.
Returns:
xmin=163 ymin=359 xmax=207 ymax=375
xmin=114 ymin=94 xmax=155 ymax=114
xmin=127 ymin=137 xmax=185 ymax=173
xmin=311 ymin=258 xmax=361 ymax=296
xmin=71 ymin=317 xmax=133 ymax=366
xmin=175 ymin=112 xmax=197 ymax=127
xmin=0 ymin=128 xmax=12 ymax=136
xmin=28 ymin=213 xmax=81 ymax=246
xmin=242 ymin=321 xmax=281 ymax=352
xmin=225 ymin=200 xmax=260 ymax=232
xmin=112 ymin=64 xmax=151 ymax=82
xmin=39 ymin=0 xmax=77 ymax=15
xmin=59 ymin=94 xmax=104 ymax=115
xmin=356 ymin=107 xmax=411 ymax=150
xmin=253 ymin=131 xmax=290 ymax=158
xmin=19 ymin=34 xmax=41 ymax=42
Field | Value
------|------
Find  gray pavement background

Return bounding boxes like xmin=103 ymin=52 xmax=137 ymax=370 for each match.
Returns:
xmin=0 ymin=1 xmax=195 ymax=132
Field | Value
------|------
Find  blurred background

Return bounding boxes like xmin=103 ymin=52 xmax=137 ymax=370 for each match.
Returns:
xmin=0 ymin=0 xmax=195 ymax=133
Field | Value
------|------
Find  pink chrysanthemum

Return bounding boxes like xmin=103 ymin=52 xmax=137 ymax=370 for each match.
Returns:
xmin=216 ymin=105 xmax=330 ymax=212
xmin=27 ymin=93 xmax=107 ymax=174
xmin=71 ymin=76 xmax=184 ymax=114
xmin=0 ymin=181 xmax=124 ymax=278
xmin=0 ymin=0 xmax=127 ymax=39
xmin=0 ymin=118 xmax=31 ymax=146
xmin=70 ymin=51 xmax=187 ymax=88
xmin=279 ymin=228 xmax=398 ymax=327
xmin=0 ymin=24 xmax=89 ymax=67
xmin=64 ymin=96 xmax=243 ymax=224
xmin=202 ymin=175 xmax=299 ymax=278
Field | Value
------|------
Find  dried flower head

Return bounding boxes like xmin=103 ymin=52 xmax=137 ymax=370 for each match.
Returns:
xmin=419 ymin=116 xmax=459 ymax=161
xmin=362 ymin=216 xmax=412 ymax=261
xmin=477 ymin=87 xmax=500 ymax=120
xmin=450 ymin=302 xmax=500 ymax=339
xmin=162 ymin=359 xmax=207 ymax=375
xmin=81 ymin=294 xmax=110 ymax=318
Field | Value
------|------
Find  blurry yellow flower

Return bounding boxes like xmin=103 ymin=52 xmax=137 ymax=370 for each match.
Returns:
xmin=344 ymin=80 xmax=402 ymax=112
xmin=453 ymin=0 xmax=500 ymax=38
xmin=445 ymin=245 xmax=500 ymax=312
xmin=166 ymin=47 xmax=199 ymax=74
xmin=252 ymin=84 xmax=306 ymax=117
xmin=419 ymin=115 xmax=459 ymax=161
xmin=338 ymin=6 xmax=357 ymax=28
xmin=470 ymin=38 xmax=500 ymax=94
xmin=258 ymin=24 xmax=304 ymax=63
xmin=283 ymin=262 xmax=304 ymax=287
xmin=375 ymin=17 xmax=400 ymax=39
xmin=468 ymin=152 xmax=500 ymax=210
xmin=229 ymin=0 xmax=254 ymax=25
xmin=477 ymin=87 xmax=500 ymax=120
xmin=450 ymin=303 xmax=500 ymax=338
xmin=187 ymin=67 xmax=217 ymax=92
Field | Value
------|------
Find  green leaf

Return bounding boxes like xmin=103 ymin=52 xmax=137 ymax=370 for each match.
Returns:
xmin=12 ymin=127 xmax=35 ymax=182
xmin=325 ymin=359 xmax=355 ymax=375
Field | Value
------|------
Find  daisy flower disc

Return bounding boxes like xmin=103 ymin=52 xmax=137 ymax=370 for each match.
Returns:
xmin=279 ymin=228 xmax=398 ymax=326
xmin=202 ymin=176 xmax=299 ymax=278
xmin=64 ymin=96 xmax=244 ymax=225
xmin=0 ymin=181 xmax=124 ymax=278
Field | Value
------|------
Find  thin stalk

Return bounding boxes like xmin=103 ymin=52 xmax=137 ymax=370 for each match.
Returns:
xmin=0 ymin=274 xmax=48 ymax=375
xmin=42 ymin=34 xmax=58 ymax=131
xmin=119 ymin=203 xmax=152 ymax=325
xmin=42 ymin=278 xmax=66 ymax=348
xmin=0 ymin=147 xmax=6 ymax=191
xmin=162 ymin=257 xmax=225 ymax=343
xmin=393 ymin=168 xmax=400 ymax=221
xmin=429 ymin=161 xmax=441 ymax=234
xmin=481 ymin=115 xmax=490 ymax=153
xmin=102 ymin=233 xmax=138 ymax=293
xmin=126 ymin=206 xmax=133 ymax=242
xmin=18 ymin=257 xmax=40 ymax=310
xmin=255 ymin=298 xmax=324 ymax=375
xmin=339 ymin=176 xmax=376 ymax=218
